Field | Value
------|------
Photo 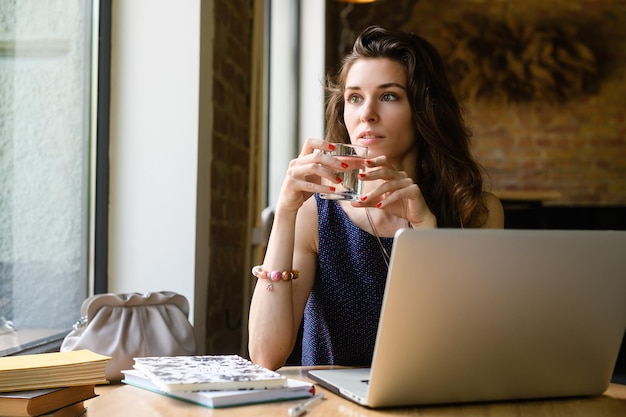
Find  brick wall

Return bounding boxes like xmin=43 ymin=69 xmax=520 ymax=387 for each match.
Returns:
xmin=205 ymin=0 xmax=254 ymax=353
xmin=409 ymin=0 xmax=626 ymax=206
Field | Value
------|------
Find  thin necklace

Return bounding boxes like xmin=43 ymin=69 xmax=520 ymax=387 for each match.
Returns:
xmin=365 ymin=208 xmax=391 ymax=268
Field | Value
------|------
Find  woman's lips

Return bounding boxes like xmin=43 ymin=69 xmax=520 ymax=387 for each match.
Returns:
xmin=357 ymin=132 xmax=384 ymax=146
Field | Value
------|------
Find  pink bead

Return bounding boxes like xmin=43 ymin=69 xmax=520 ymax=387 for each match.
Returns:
xmin=270 ymin=271 xmax=282 ymax=282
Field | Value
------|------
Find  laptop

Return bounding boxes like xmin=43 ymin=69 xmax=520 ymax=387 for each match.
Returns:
xmin=308 ymin=229 xmax=626 ymax=408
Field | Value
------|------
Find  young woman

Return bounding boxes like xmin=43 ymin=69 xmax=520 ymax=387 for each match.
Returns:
xmin=248 ymin=26 xmax=504 ymax=370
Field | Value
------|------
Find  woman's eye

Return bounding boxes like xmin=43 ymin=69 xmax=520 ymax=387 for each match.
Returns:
xmin=346 ymin=95 xmax=362 ymax=104
xmin=381 ymin=93 xmax=398 ymax=101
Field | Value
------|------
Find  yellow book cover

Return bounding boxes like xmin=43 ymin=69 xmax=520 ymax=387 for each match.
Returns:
xmin=0 ymin=350 xmax=110 ymax=392
xmin=39 ymin=401 xmax=87 ymax=417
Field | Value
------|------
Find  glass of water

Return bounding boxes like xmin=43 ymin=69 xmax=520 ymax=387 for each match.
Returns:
xmin=319 ymin=143 xmax=368 ymax=201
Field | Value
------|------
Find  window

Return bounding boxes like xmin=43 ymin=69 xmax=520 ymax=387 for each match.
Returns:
xmin=267 ymin=0 xmax=325 ymax=207
xmin=0 ymin=0 xmax=108 ymax=355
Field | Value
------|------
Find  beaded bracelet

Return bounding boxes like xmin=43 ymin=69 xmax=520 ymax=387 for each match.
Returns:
xmin=251 ymin=265 xmax=300 ymax=291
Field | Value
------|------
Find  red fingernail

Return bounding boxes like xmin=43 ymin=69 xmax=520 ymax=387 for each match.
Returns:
xmin=360 ymin=196 xmax=368 ymax=202
xmin=341 ymin=162 xmax=349 ymax=169
xmin=365 ymin=159 xmax=372 ymax=165
xmin=335 ymin=176 xmax=343 ymax=183
xmin=328 ymin=143 xmax=336 ymax=151
xmin=376 ymin=202 xmax=382 ymax=208
xmin=358 ymin=173 xmax=365 ymax=179
xmin=329 ymin=186 xmax=336 ymax=192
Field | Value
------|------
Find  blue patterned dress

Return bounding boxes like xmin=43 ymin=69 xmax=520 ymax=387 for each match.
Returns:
xmin=301 ymin=194 xmax=394 ymax=366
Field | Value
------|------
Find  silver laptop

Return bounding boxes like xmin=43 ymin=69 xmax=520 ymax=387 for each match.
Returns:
xmin=308 ymin=229 xmax=626 ymax=408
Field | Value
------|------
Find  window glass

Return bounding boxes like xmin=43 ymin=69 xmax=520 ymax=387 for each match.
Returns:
xmin=0 ymin=0 xmax=94 ymax=353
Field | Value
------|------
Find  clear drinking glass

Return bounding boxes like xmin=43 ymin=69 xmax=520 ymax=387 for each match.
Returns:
xmin=319 ymin=143 xmax=368 ymax=201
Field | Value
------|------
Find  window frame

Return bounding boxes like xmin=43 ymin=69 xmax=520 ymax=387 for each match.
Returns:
xmin=93 ymin=0 xmax=111 ymax=295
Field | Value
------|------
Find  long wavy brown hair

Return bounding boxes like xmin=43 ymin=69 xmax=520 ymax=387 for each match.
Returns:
xmin=325 ymin=26 xmax=488 ymax=228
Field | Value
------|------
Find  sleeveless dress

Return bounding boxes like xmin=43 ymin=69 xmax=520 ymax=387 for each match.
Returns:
xmin=301 ymin=194 xmax=394 ymax=366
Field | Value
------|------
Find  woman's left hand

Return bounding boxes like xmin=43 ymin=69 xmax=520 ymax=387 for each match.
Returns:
xmin=352 ymin=156 xmax=437 ymax=228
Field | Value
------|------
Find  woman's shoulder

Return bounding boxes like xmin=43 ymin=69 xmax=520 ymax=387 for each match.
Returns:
xmin=480 ymin=191 xmax=505 ymax=229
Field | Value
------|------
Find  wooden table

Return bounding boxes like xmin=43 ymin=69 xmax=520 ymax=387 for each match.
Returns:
xmin=85 ymin=367 xmax=626 ymax=416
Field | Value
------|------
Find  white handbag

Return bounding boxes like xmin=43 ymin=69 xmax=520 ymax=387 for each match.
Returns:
xmin=61 ymin=291 xmax=197 ymax=381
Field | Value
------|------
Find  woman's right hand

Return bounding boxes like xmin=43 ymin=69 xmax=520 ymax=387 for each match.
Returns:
xmin=276 ymin=139 xmax=348 ymax=212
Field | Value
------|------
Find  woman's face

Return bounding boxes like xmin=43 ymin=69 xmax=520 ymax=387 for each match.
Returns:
xmin=343 ymin=57 xmax=417 ymax=165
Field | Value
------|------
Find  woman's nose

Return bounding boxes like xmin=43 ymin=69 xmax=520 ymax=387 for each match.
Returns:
xmin=360 ymin=100 xmax=378 ymax=123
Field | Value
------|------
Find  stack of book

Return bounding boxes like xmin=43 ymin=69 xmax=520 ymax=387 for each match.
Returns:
xmin=0 ymin=349 xmax=110 ymax=416
xmin=122 ymin=354 xmax=315 ymax=408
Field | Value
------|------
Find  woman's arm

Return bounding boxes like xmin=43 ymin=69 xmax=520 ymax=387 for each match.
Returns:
xmin=248 ymin=139 xmax=343 ymax=370
xmin=248 ymin=200 xmax=318 ymax=370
